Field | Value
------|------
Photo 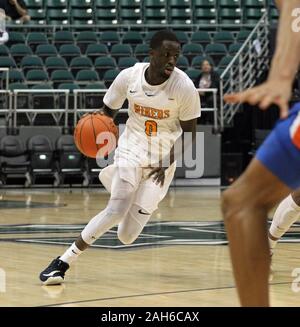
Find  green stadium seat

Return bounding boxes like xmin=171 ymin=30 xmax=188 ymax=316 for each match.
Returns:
xmin=59 ymin=44 xmax=81 ymax=64
xmin=86 ymin=44 xmax=109 ymax=63
xmin=103 ymin=69 xmax=120 ymax=88
xmin=122 ymin=31 xmax=143 ymax=46
xmin=244 ymin=8 xmax=264 ymax=24
xmin=10 ymin=44 xmax=33 ymax=65
xmin=70 ymin=57 xmax=93 ymax=76
xmin=236 ymin=30 xmax=251 ymax=42
xmin=45 ymin=57 xmax=68 ymax=75
xmin=134 ymin=43 xmax=150 ymax=61
xmin=111 ymin=44 xmax=133 ymax=60
xmin=182 ymin=43 xmax=204 ymax=63
xmin=244 ymin=0 xmax=265 ymax=8
xmin=191 ymin=55 xmax=215 ymax=68
xmin=71 ymin=8 xmax=94 ymax=25
xmin=118 ymin=57 xmax=138 ymax=70
xmin=46 ymin=0 xmax=68 ymax=9
xmin=191 ymin=31 xmax=211 ymax=46
xmin=76 ymin=31 xmax=98 ymax=53
xmin=47 ymin=9 xmax=70 ymax=25
xmin=7 ymin=32 xmax=25 ymax=48
xmin=205 ymin=43 xmax=227 ymax=65
xmin=54 ymin=31 xmax=75 ymax=48
xmin=143 ymin=56 xmax=150 ymax=63
xmin=0 ymin=45 xmax=9 ymax=56
xmin=174 ymin=31 xmax=189 ymax=44
xmin=94 ymin=57 xmax=117 ymax=79
xmin=35 ymin=44 xmax=58 ymax=60
xmin=31 ymin=83 xmax=53 ymax=89
xmin=176 ymin=56 xmax=189 ymax=70
xmin=21 ymin=56 xmax=44 ymax=74
xmin=144 ymin=0 xmax=166 ymax=8
xmin=170 ymin=0 xmax=191 ymax=8
xmin=95 ymin=8 xmax=118 ymax=25
xmin=95 ymin=0 xmax=116 ymax=8
xmin=0 ymin=56 xmax=17 ymax=68
xmin=26 ymin=69 xmax=49 ymax=84
xmin=170 ymin=9 xmax=192 ymax=25
xmin=119 ymin=9 xmax=142 ymax=24
xmin=9 ymin=82 xmax=29 ymax=90
xmin=75 ymin=70 xmax=99 ymax=86
xmin=193 ymin=0 xmax=216 ymax=8
xmin=228 ymin=42 xmax=243 ymax=55
xmin=219 ymin=0 xmax=241 ymax=8
xmin=185 ymin=69 xmax=201 ymax=84
xmin=4 ymin=69 xmax=25 ymax=83
xmin=218 ymin=55 xmax=235 ymax=69
xmin=194 ymin=8 xmax=217 ymax=24
xmin=119 ymin=0 xmax=141 ymax=8
xmin=27 ymin=32 xmax=49 ymax=51
xmin=213 ymin=31 xmax=235 ymax=44
xmin=85 ymin=82 xmax=106 ymax=89
xmin=144 ymin=8 xmax=167 ymax=24
xmin=51 ymin=70 xmax=74 ymax=88
xmin=145 ymin=31 xmax=156 ymax=43
xmin=270 ymin=7 xmax=279 ymax=23
xmin=27 ymin=9 xmax=46 ymax=24
xmin=100 ymin=31 xmax=120 ymax=47
xmin=58 ymin=83 xmax=80 ymax=91
xmin=219 ymin=8 xmax=242 ymax=24
xmin=26 ymin=0 xmax=44 ymax=9
xmin=70 ymin=0 xmax=92 ymax=8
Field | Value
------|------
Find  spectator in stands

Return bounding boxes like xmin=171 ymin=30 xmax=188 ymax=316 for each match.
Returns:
xmin=0 ymin=0 xmax=30 ymax=23
xmin=194 ymin=59 xmax=219 ymax=108
xmin=0 ymin=8 xmax=8 ymax=45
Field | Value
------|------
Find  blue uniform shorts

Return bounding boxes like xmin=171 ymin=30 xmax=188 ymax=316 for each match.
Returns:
xmin=256 ymin=102 xmax=300 ymax=189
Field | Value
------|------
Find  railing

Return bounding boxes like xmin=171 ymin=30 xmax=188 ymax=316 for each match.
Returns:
xmin=0 ymin=88 xmax=218 ymax=129
xmin=12 ymin=89 xmax=69 ymax=128
xmin=219 ymin=12 xmax=270 ymax=128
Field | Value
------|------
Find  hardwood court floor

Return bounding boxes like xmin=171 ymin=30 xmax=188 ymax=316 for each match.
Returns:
xmin=0 ymin=187 xmax=299 ymax=307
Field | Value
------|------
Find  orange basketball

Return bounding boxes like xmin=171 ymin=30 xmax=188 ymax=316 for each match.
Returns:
xmin=74 ymin=113 xmax=118 ymax=158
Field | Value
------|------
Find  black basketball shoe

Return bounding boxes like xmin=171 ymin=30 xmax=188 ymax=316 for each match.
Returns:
xmin=39 ymin=257 xmax=69 ymax=285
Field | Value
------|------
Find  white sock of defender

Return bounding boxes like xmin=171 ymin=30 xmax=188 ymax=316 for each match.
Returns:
xmin=269 ymin=194 xmax=300 ymax=250
xmin=60 ymin=242 xmax=82 ymax=265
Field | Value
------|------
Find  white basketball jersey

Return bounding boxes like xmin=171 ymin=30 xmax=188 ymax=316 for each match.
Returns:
xmin=104 ymin=63 xmax=201 ymax=167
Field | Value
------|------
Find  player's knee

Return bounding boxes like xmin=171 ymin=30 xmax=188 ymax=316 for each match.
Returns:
xmin=118 ymin=230 xmax=136 ymax=245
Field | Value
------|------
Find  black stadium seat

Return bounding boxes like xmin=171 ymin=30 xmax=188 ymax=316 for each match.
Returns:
xmin=0 ymin=135 xmax=31 ymax=186
xmin=27 ymin=135 xmax=58 ymax=185
xmin=55 ymin=134 xmax=87 ymax=186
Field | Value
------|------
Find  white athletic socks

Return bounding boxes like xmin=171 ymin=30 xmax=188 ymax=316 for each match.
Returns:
xmin=60 ymin=242 xmax=83 ymax=265
xmin=269 ymin=194 xmax=300 ymax=250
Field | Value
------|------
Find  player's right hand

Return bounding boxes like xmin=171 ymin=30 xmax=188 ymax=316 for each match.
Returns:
xmin=224 ymin=79 xmax=292 ymax=119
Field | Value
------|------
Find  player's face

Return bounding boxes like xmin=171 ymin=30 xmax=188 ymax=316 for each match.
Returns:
xmin=151 ymin=40 xmax=181 ymax=78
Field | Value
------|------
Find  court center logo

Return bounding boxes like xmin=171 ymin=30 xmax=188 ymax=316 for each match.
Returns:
xmin=1 ymin=221 xmax=300 ymax=250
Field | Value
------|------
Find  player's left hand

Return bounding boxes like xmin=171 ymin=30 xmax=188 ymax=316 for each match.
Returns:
xmin=148 ymin=167 xmax=167 ymax=187
xmin=224 ymin=79 xmax=292 ymax=119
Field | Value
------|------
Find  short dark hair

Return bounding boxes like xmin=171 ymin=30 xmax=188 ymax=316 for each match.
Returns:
xmin=150 ymin=30 xmax=179 ymax=50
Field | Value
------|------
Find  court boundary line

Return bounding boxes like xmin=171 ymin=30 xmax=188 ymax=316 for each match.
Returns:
xmin=39 ymin=281 xmax=290 ymax=307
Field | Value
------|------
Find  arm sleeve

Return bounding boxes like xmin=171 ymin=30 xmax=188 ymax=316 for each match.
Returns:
xmin=103 ymin=68 xmax=132 ymax=110
xmin=179 ymin=81 xmax=201 ymax=121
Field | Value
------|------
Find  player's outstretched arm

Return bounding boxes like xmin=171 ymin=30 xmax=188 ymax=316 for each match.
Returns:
xmin=225 ymin=0 xmax=300 ymax=118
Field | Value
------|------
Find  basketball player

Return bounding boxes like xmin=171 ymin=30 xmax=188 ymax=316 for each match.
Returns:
xmin=269 ymin=190 xmax=300 ymax=255
xmin=39 ymin=30 xmax=201 ymax=285
xmin=221 ymin=0 xmax=300 ymax=306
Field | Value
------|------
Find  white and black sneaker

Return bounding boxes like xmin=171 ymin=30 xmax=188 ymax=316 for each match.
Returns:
xmin=40 ymin=257 xmax=69 ymax=285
